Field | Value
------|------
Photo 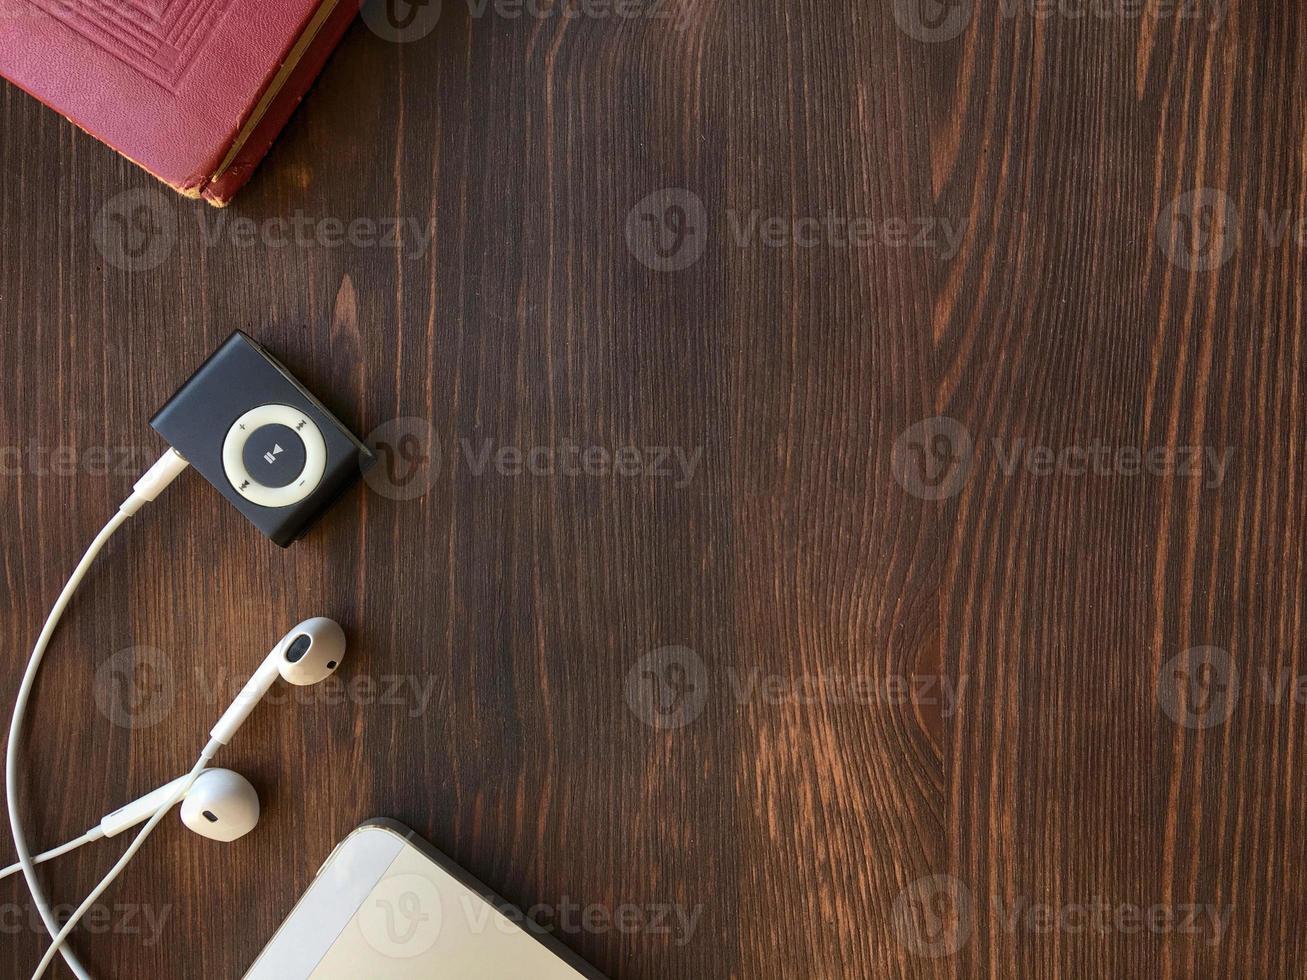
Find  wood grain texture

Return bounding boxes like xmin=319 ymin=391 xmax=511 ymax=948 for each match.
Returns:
xmin=1 ymin=1 xmax=1304 ymax=977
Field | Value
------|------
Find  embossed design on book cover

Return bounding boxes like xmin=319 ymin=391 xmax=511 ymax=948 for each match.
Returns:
xmin=28 ymin=0 xmax=233 ymax=91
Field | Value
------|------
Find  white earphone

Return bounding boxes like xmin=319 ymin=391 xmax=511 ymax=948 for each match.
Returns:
xmin=8 ymin=343 xmax=377 ymax=978
xmin=0 ymin=768 xmax=260 ymax=884
xmin=211 ymin=617 xmax=347 ymax=745
xmin=105 ymin=769 xmax=261 ymax=843
xmin=9 ymin=614 xmax=348 ymax=978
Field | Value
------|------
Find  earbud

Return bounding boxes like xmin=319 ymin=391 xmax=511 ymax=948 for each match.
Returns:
xmin=209 ymin=618 xmax=346 ymax=746
xmin=178 ymin=770 xmax=261 ymax=842
xmin=99 ymin=769 xmax=260 ymax=843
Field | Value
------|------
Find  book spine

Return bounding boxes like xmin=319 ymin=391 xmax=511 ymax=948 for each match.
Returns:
xmin=200 ymin=0 xmax=362 ymax=206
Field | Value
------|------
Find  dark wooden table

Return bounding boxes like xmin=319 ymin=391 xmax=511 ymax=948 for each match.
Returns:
xmin=2 ymin=2 xmax=1304 ymax=977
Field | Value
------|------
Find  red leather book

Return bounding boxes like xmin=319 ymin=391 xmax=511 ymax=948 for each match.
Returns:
xmin=0 ymin=0 xmax=361 ymax=205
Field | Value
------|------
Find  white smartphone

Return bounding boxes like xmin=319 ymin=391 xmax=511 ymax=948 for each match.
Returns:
xmin=244 ymin=819 xmax=606 ymax=979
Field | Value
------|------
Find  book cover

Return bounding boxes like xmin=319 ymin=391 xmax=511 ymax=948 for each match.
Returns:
xmin=0 ymin=0 xmax=362 ymax=206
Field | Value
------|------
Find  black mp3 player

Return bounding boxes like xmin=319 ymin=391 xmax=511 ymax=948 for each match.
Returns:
xmin=151 ymin=331 xmax=375 ymax=547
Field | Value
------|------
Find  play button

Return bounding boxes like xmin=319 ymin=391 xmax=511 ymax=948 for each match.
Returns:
xmin=241 ymin=423 xmax=307 ymax=488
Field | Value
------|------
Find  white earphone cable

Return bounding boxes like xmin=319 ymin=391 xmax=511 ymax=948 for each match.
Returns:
xmin=7 ymin=508 xmax=130 ymax=979
xmin=0 ymin=828 xmax=106 ymax=882
xmin=5 ymin=448 xmax=188 ymax=979
xmin=32 ymin=747 xmax=218 ymax=979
